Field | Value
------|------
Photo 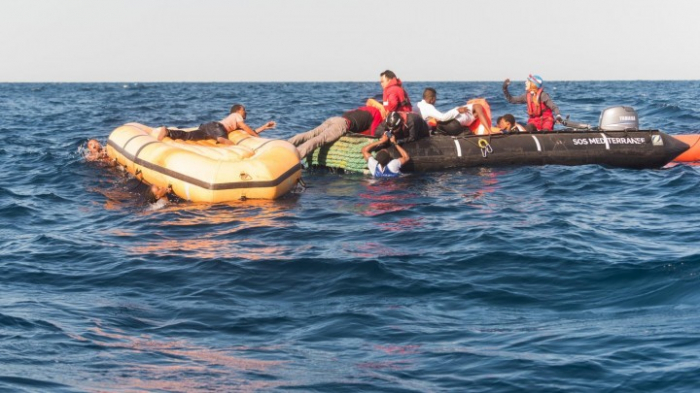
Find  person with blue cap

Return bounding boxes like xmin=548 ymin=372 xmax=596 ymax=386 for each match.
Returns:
xmin=503 ymin=74 xmax=563 ymax=131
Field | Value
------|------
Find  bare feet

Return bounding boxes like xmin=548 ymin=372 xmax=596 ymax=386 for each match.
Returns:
xmin=156 ymin=126 xmax=167 ymax=141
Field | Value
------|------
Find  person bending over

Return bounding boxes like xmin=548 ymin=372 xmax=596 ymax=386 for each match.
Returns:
xmin=157 ymin=104 xmax=276 ymax=145
xmin=288 ymin=106 xmax=383 ymax=158
xmin=374 ymin=111 xmax=430 ymax=145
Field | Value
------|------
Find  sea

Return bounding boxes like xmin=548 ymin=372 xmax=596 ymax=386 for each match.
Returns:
xmin=1 ymin=81 xmax=700 ymax=392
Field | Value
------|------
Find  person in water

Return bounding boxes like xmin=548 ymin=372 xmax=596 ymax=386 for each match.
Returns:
xmin=362 ymin=132 xmax=410 ymax=178
xmin=157 ymin=104 xmax=276 ymax=145
xmin=414 ymin=88 xmax=493 ymax=135
xmin=86 ymin=139 xmax=110 ymax=162
xmin=288 ymin=106 xmax=383 ymax=158
xmin=380 ymin=70 xmax=412 ymax=113
xmin=503 ymin=74 xmax=563 ymax=131
xmin=374 ymin=111 xmax=430 ymax=145
xmin=496 ymin=114 xmax=526 ymax=133
xmin=146 ymin=184 xmax=172 ymax=204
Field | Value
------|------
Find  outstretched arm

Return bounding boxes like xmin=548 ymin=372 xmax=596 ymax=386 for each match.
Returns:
xmin=502 ymin=79 xmax=527 ymax=104
xmin=255 ymin=121 xmax=277 ymax=134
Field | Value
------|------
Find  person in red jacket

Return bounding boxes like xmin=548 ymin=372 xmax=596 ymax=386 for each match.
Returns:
xmin=503 ymin=74 xmax=563 ymax=131
xmin=380 ymin=70 xmax=412 ymax=113
xmin=288 ymin=106 xmax=383 ymax=158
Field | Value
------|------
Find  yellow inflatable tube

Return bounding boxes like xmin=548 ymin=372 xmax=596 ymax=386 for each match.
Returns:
xmin=106 ymin=123 xmax=302 ymax=202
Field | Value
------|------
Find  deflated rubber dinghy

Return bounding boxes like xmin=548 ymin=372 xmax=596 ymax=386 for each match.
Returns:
xmin=106 ymin=123 xmax=302 ymax=202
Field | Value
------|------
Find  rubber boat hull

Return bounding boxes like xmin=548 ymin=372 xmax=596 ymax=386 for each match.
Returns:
xmin=308 ymin=130 xmax=689 ymax=172
xmin=106 ymin=123 xmax=302 ymax=202
xmin=671 ymin=134 xmax=700 ymax=162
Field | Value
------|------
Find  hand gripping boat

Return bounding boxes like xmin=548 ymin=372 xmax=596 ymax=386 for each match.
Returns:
xmin=106 ymin=123 xmax=302 ymax=202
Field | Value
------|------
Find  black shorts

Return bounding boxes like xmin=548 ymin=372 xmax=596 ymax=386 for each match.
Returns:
xmin=166 ymin=122 xmax=227 ymax=142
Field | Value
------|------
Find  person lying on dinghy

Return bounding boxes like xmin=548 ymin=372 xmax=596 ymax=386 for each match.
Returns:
xmin=288 ymin=106 xmax=383 ymax=158
xmin=503 ymin=74 xmax=563 ymax=131
xmin=362 ymin=133 xmax=410 ymax=178
xmin=414 ymin=88 xmax=494 ymax=136
xmin=156 ymin=104 xmax=276 ymax=145
xmin=374 ymin=111 xmax=430 ymax=145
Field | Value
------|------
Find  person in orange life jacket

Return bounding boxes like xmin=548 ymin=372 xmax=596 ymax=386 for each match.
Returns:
xmin=414 ymin=88 xmax=493 ymax=135
xmin=288 ymin=106 xmax=383 ymax=158
xmin=503 ymin=74 xmax=563 ymax=131
xmin=156 ymin=104 xmax=276 ymax=145
xmin=496 ymin=114 xmax=526 ymax=133
xmin=374 ymin=111 xmax=430 ymax=145
xmin=380 ymin=70 xmax=412 ymax=113
xmin=362 ymin=132 xmax=410 ymax=178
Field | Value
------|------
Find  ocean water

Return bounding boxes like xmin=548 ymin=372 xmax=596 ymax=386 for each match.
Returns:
xmin=1 ymin=81 xmax=700 ymax=392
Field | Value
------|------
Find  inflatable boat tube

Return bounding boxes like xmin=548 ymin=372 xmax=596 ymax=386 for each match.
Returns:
xmin=106 ymin=123 xmax=302 ymax=202
xmin=671 ymin=134 xmax=700 ymax=162
xmin=307 ymin=129 xmax=689 ymax=172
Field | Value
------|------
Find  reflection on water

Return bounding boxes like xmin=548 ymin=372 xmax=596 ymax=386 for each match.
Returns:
xmin=68 ymin=324 xmax=286 ymax=392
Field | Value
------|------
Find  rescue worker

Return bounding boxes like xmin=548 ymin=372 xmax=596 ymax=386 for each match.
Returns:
xmin=503 ymin=74 xmax=563 ymax=131
xmin=380 ymin=70 xmax=412 ymax=113
xmin=374 ymin=111 xmax=430 ymax=145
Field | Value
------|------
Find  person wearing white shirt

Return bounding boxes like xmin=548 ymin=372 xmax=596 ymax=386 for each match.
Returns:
xmin=414 ymin=88 xmax=493 ymax=135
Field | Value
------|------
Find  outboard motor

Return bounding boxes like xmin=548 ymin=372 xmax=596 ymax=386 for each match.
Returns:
xmin=599 ymin=106 xmax=639 ymax=131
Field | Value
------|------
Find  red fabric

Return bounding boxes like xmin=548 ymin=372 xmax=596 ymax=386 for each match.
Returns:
xmin=526 ymin=89 xmax=554 ymax=131
xmin=382 ymin=79 xmax=412 ymax=113
xmin=466 ymin=98 xmax=492 ymax=133
xmin=355 ymin=106 xmax=384 ymax=136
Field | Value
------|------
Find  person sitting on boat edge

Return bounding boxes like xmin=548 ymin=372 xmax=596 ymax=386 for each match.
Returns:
xmin=496 ymin=114 xmax=526 ymax=133
xmin=288 ymin=106 xmax=383 ymax=158
xmin=414 ymin=88 xmax=494 ymax=136
xmin=380 ymin=70 xmax=412 ymax=114
xmin=362 ymin=132 xmax=410 ymax=178
xmin=503 ymin=74 xmax=563 ymax=131
xmin=156 ymin=104 xmax=276 ymax=145
xmin=374 ymin=111 xmax=430 ymax=145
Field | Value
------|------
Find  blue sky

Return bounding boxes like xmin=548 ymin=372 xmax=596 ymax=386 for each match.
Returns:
xmin=2 ymin=0 xmax=699 ymax=82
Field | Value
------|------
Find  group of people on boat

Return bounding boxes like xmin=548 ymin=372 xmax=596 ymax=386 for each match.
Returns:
xmin=288 ymin=70 xmax=564 ymax=177
xmin=87 ymin=70 xmax=565 ymax=196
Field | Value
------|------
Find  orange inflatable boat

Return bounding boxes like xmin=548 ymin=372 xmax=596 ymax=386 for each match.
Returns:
xmin=672 ymin=134 xmax=700 ymax=162
xmin=106 ymin=123 xmax=302 ymax=202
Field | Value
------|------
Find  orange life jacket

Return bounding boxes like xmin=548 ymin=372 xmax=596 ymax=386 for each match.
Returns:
xmin=526 ymin=88 xmax=553 ymax=119
xmin=467 ymin=98 xmax=492 ymax=134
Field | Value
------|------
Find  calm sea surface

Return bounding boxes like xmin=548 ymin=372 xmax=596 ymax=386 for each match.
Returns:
xmin=1 ymin=81 xmax=700 ymax=392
